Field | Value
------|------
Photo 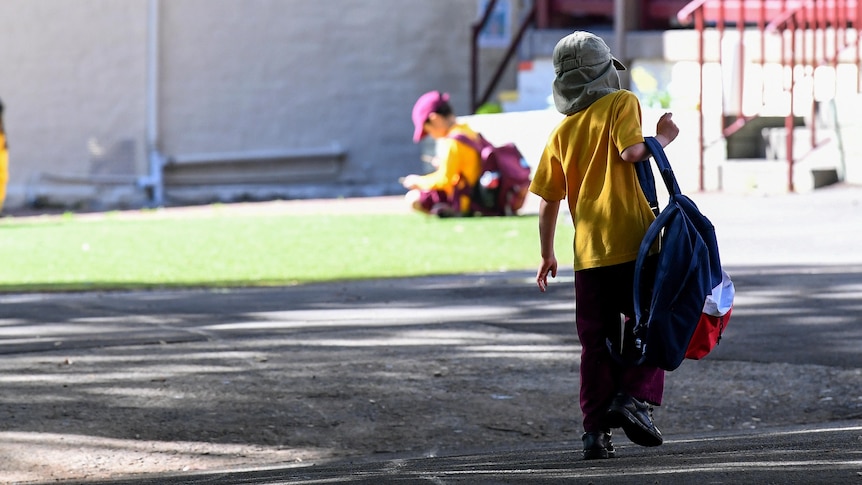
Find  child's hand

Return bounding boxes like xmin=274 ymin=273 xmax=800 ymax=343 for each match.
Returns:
xmin=401 ymin=174 xmax=420 ymax=189
xmin=656 ymin=112 xmax=679 ymax=144
xmin=421 ymin=155 xmax=440 ymax=168
xmin=536 ymin=258 xmax=558 ymax=292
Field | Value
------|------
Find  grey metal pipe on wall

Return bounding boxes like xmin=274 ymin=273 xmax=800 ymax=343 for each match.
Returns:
xmin=139 ymin=0 xmax=166 ymax=206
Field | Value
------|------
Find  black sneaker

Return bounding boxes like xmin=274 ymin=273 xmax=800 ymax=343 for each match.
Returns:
xmin=605 ymin=393 xmax=663 ymax=447
xmin=582 ymin=430 xmax=616 ymax=460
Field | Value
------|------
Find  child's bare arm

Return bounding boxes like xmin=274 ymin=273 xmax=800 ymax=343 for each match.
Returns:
xmin=620 ymin=112 xmax=679 ymax=162
xmin=536 ymin=198 xmax=560 ymax=292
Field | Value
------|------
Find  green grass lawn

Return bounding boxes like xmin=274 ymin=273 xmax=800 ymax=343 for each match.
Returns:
xmin=0 ymin=210 xmax=574 ymax=292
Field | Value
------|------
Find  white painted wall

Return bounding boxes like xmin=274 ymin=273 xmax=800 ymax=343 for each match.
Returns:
xmin=0 ymin=0 xmax=520 ymax=210
xmin=3 ymin=2 xmax=854 ymax=211
xmin=0 ymin=0 xmax=150 ymax=208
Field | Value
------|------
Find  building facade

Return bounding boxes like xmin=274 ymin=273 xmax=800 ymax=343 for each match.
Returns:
xmin=2 ymin=1 xmax=859 ymax=211
xmin=0 ymin=0 xmax=520 ymax=210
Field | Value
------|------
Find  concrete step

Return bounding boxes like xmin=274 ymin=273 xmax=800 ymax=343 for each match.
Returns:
xmin=718 ymin=158 xmax=840 ymax=195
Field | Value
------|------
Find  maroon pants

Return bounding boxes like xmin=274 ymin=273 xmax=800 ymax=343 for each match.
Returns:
xmin=574 ymin=259 xmax=665 ymax=432
xmin=416 ymin=189 xmax=448 ymax=212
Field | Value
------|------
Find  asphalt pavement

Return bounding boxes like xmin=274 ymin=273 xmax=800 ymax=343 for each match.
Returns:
xmin=6 ymin=185 xmax=862 ymax=484
xmin=95 ymin=422 xmax=862 ymax=484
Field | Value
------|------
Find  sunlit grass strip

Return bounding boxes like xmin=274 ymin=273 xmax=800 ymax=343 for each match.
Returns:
xmin=0 ymin=212 xmax=574 ymax=292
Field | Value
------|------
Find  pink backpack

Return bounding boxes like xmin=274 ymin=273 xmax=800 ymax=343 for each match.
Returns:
xmin=449 ymin=133 xmax=532 ymax=216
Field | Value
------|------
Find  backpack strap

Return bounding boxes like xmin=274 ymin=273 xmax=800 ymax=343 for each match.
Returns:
xmin=635 ymin=160 xmax=658 ymax=216
xmin=643 ymin=137 xmax=681 ymax=196
xmin=633 ymin=136 xmax=683 ymax=330
xmin=615 ymin=137 xmax=683 ymax=367
xmin=448 ymin=132 xmax=484 ymax=153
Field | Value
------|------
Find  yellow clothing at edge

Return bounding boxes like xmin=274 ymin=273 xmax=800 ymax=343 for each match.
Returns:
xmin=413 ymin=123 xmax=482 ymax=211
xmin=0 ymin=132 xmax=7 ymax=212
xmin=529 ymin=90 xmax=656 ymax=271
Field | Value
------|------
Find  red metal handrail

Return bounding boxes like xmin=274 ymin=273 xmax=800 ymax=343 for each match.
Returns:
xmin=678 ymin=0 xmax=861 ymax=192
xmin=677 ymin=0 xmax=712 ymax=24
xmin=470 ymin=1 xmax=537 ymax=113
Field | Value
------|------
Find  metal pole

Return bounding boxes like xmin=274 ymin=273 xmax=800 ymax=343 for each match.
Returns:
xmin=737 ymin=0 xmax=744 ymax=118
xmin=697 ymin=7 xmax=705 ymax=192
xmin=811 ymin=0 xmax=818 ymax=149
xmin=787 ymin=15 xmax=796 ymax=193
xmin=144 ymin=0 xmax=165 ymax=206
xmin=760 ymin=0 xmax=766 ymax=105
xmin=718 ymin=0 xmax=726 ymax=137
xmin=614 ymin=0 xmax=627 ymax=89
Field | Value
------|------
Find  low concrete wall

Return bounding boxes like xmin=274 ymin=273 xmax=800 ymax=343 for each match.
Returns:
xmin=459 ymin=106 xmax=709 ymax=194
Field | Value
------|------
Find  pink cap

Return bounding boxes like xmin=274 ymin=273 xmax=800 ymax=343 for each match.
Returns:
xmin=411 ymin=91 xmax=449 ymax=143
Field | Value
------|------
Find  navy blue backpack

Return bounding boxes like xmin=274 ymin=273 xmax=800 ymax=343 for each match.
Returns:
xmin=625 ymin=137 xmax=724 ymax=371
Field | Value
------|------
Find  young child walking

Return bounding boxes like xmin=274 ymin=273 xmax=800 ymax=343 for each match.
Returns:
xmin=529 ymin=31 xmax=679 ymax=459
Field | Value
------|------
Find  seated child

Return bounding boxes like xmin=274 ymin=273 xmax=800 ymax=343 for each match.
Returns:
xmin=402 ymin=91 xmax=481 ymax=217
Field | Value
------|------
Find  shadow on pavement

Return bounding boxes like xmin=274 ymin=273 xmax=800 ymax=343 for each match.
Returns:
xmin=0 ymin=265 xmax=860 ymax=482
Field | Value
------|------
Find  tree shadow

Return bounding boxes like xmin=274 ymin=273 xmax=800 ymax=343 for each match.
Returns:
xmin=0 ymin=264 xmax=859 ymax=470
xmin=707 ymin=264 xmax=862 ymax=368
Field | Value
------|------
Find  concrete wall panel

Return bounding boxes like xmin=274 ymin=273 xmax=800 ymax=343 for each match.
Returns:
xmin=0 ymin=0 xmax=525 ymax=209
xmin=0 ymin=0 xmax=148 ymax=207
xmin=158 ymin=0 xmax=479 ymax=190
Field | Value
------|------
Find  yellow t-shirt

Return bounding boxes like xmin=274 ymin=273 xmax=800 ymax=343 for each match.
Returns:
xmin=529 ymin=90 xmax=656 ymax=270
xmin=414 ymin=123 xmax=482 ymax=213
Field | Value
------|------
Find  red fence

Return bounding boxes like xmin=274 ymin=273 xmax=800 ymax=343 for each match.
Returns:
xmin=678 ymin=0 xmax=861 ymax=191
xmin=470 ymin=0 xmax=861 ymax=192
